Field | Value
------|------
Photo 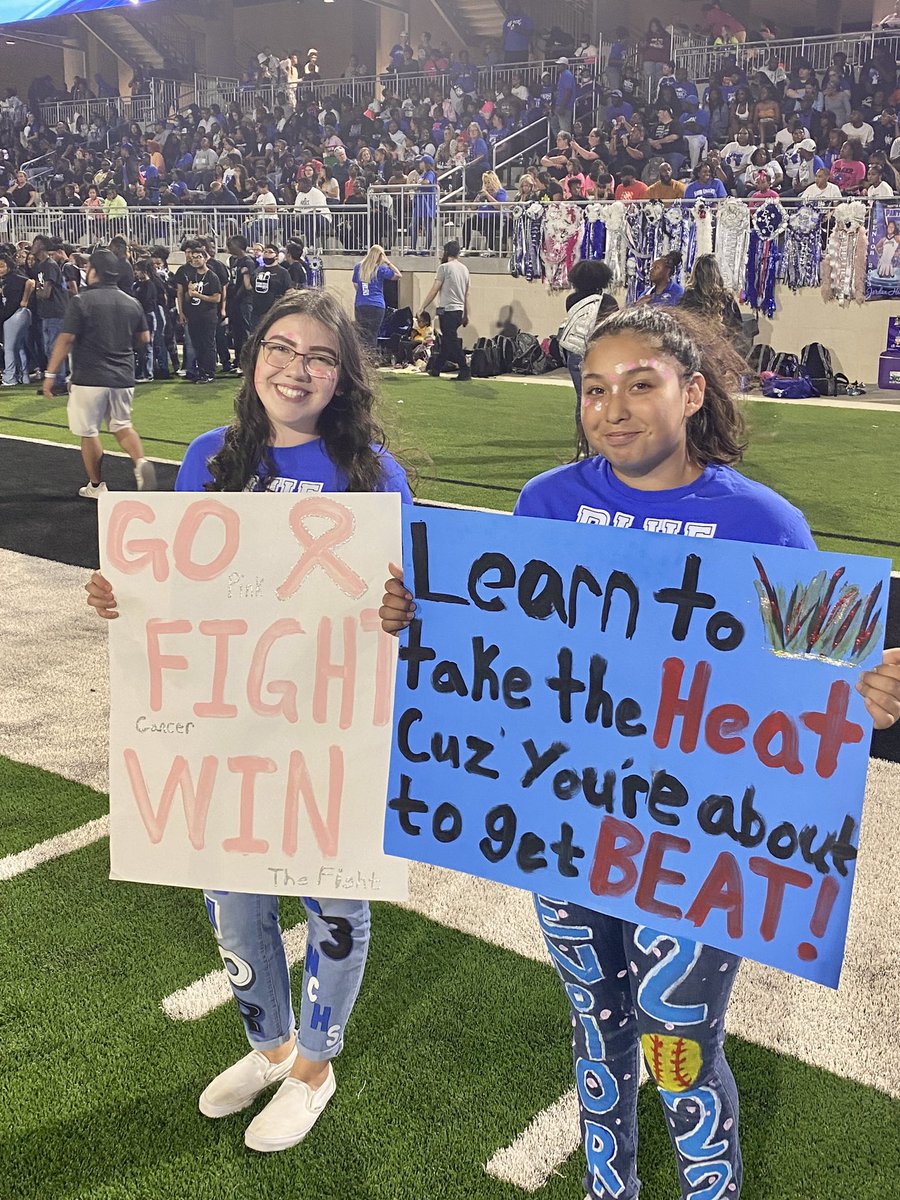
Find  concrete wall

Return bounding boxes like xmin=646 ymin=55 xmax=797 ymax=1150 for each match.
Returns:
xmin=231 ymin=0 xmax=373 ymax=82
xmin=322 ymin=262 xmax=890 ymax=384
xmin=0 ymin=40 xmax=66 ymax=100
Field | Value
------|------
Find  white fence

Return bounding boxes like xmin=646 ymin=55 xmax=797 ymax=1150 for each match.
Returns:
xmin=0 ymin=195 xmax=879 ymax=265
xmin=672 ymin=28 xmax=900 ymax=83
xmin=194 ymin=56 xmax=596 ymax=114
xmin=38 ymin=80 xmax=197 ymax=132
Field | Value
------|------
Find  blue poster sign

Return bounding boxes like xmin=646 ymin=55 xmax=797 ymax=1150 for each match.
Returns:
xmin=383 ymin=506 xmax=889 ymax=988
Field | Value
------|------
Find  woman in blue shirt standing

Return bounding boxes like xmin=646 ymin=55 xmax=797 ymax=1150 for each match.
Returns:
xmin=87 ymin=289 xmax=411 ymax=1157
xmin=463 ymin=169 xmax=508 ymax=254
xmin=411 ymin=155 xmax=438 ymax=253
xmin=351 ymin=244 xmax=401 ymax=347
xmin=637 ymin=250 xmax=685 ymax=306
xmin=464 ymin=120 xmax=491 ymax=198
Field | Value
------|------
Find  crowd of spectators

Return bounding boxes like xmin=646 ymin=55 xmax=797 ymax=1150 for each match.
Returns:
xmin=0 ymin=9 xmax=898 ymax=261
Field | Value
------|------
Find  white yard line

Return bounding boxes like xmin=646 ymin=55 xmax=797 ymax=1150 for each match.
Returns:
xmin=0 ymin=815 xmax=109 ymax=881
xmin=484 ymin=1088 xmax=581 ymax=1192
xmin=0 ymin=432 xmax=182 ymax=465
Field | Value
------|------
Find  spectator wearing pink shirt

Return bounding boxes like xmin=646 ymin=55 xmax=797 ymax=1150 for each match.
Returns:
xmin=829 ymin=140 xmax=868 ymax=192
xmin=747 ymin=171 xmax=780 ymax=208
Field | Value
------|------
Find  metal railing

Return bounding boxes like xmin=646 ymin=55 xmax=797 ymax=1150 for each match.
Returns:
xmin=492 ymin=116 xmax=551 ymax=176
xmin=672 ymin=28 xmax=900 ymax=83
xmin=37 ymin=79 xmax=194 ymax=130
xmin=4 ymin=195 xmax=879 ymax=265
xmin=21 ymin=153 xmax=57 ymax=187
xmin=38 ymin=95 xmax=156 ymax=129
xmin=193 ymin=57 xmax=594 ymax=115
xmin=0 ymin=204 xmax=371 ymax=257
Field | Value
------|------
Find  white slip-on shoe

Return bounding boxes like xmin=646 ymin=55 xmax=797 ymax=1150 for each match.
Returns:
xmin=244 ymin=1063 xmax=336 ymax=1152
xmin=198 ymin=1046 xmax=298 ymax=1118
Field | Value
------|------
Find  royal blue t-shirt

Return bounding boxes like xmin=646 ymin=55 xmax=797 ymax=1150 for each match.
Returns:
xmin=514 ymin=457 xmax=815 ymax=550
xmin=176 ymin=426 xmax=412 ymax=498
xmin=683 ymin=178 xmax=727 ymax=201
xmin=468 ymin=136 xmax=489 ymax=163
xmin=352 ymin=261 xmax=393 ymax=308
xmin=646 ymin=278 xmax=684 ymax=306
xmin=503 ymin=14 xmax=533 ymax=52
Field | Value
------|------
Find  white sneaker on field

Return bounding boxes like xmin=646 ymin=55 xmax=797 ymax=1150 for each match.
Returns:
xmin=78 ymin=481 xmax=108 ymax=499
xmin=198 ymin=1046 xmax=298 ymax=1118
xmin=244 ymin=1063 xmax=336 ymax=1152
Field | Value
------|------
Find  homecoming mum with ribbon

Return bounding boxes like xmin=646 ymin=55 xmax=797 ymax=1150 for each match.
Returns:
xmin=86 ymin=290 xmax=411 ymax=1154
xmin=379 ymin=306 xmax=900 ymax=1200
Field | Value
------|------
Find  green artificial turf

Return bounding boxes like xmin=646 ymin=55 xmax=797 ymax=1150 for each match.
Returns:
xmin=1 ymin=373 xmax=897 ymax=566
xmin=1 ymin=755 xmax=898 ymax=1200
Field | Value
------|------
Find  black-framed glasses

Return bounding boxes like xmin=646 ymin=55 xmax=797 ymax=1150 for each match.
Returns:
xmin=260 ymin=341 xmax=339 ymax=377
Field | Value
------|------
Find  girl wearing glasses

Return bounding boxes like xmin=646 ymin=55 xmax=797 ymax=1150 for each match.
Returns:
xmin=85 ymin=289 xmax=410 ymax=1154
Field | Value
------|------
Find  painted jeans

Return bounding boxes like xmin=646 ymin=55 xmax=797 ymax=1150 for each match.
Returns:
xmin=204 ymin=891 xmax=370 ymax=1060
xmin=534 ymin=896 xmax=742 ymax=1200
xmin=2 ymin=307 xmax=31 ymax=385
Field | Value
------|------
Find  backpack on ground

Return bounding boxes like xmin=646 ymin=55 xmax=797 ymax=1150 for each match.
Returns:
xmin=470 ymin=337 xmax=498 ymax=378
xmin=800 ymin=342 xmax=838 ymax=395
xmin=494 ymin=334 xmax=514 ymax=373
xmin=747 ymin=343 xmax=778 ymax=377
xmin=511 ymin=331 xmax=546 ymax=374
xmin=541 ymin=335 xmax=566 ymax=371
xmin=470 ymin=334 xmax=515 ymax=378
xmin=770 ymin=352 xmax=801 ymax=378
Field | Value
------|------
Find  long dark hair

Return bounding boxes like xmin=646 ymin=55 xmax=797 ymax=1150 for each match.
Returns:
xmin=579 ymin=306 xmax=748 ymax=465
xmin=204 ymin=290 xmax=396 ymax=493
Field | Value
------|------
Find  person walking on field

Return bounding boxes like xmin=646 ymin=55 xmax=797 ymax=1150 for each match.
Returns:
xmin=44 ymin=248 xmax=156 ymax=498
xmin=421 ymin=240 xmax=470 ymax=381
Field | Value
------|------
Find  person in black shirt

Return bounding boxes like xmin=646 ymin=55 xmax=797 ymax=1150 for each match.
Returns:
xmin=50 ymin=239 xmax=81 ymax=298
xmin=9 ymin=171 xmax=37 ymax=209
xmin=150 ymin=246 xmax=179 ymax=378
xmin=43 ymin=248 xmax=154 ymax=498
xmin=133 ymin=257 xmax=166 ymax=381
xmin=611 ymin=126 xmax=649 ymax=179
xmin=225 ymin=233 xmax=256 ymax=368
xmin=647 ymin=106 xmax=687 ymax=171
xmin=251 ymin=243 xmax=291 ymax=326
xmin=178 ymin=245 xmax=222 ymax=384
xmin=30 ymin=235 xmax=69 ymax=395
xmin=109 ymin=235 xmax=135 ymax=295
xmin=200 ymin=236 xmax=232 ymax=374
xmin=0 ymin=254 xmax=34 ymax=386
xmin=284 ymin=240 xmax=308 ymax=289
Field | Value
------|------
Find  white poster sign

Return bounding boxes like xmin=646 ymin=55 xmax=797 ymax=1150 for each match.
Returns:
xmin=100 ymin=491 xmax=407 ymax=900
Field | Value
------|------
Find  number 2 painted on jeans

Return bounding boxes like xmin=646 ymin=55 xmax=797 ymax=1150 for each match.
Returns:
xmin=660 ymin=1086 xmax=728 ymax=1161
xmin=634 ymin=927 xmax=708 ymax=1026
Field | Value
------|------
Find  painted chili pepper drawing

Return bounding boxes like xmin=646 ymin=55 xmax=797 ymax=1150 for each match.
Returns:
xmin=752 ymin=557 xmax=883 ymax=666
